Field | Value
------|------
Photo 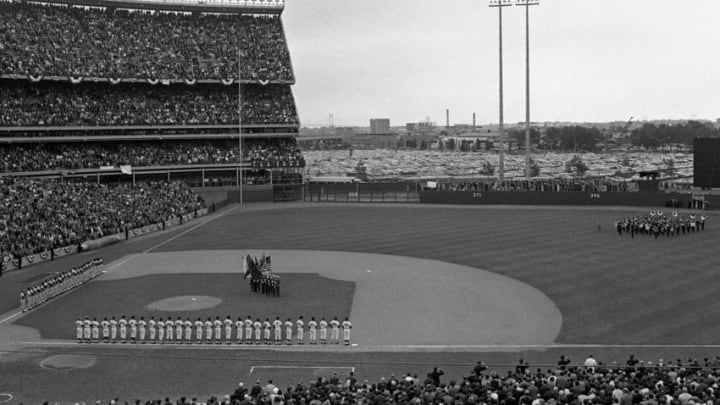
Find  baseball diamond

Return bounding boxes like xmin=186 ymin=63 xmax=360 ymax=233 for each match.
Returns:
xmin=0 ymin=203 xmax=719 ymax=403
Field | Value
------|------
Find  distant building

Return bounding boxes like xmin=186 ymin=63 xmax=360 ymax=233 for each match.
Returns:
xmin=406 ymin=121 xmax=436 ymax=136
xmin=370 ymin=118 xmax=391 ymax=134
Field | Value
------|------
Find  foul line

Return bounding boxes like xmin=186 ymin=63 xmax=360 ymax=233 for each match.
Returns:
xmin=250 ymin=365 xmax=355 ymax=374
xmin=0 ymin=312 xmax=21 ymax=326
xmin=144 ymin=205 xmax=239 ymax=253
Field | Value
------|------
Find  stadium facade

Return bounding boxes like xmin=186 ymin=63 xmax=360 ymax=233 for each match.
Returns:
xmin=0 ymin=0 xmax=303 ymax=198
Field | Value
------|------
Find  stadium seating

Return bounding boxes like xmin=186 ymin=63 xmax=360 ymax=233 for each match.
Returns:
xmin=0 ymin=139 xmax=304 ymax=173
xmin=0 ymin=81 xmax=298 ymax=127
xmin=0 ymin=2 xmax=293 ymax=81
xmin=0 ymin=178 xmax=205 ymax=258
xmin=36 ymin=356 xmax=720 ymax=405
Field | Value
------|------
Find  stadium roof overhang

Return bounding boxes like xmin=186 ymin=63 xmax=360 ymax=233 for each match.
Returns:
xmin=28 ymin=0 xmax=285 ymax=14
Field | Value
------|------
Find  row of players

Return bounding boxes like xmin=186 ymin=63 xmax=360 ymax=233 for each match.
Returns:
xmin=76 ymin=315 xmax=353 ymax=346
xmin=20 ymin=258 xmax=104 ymax=312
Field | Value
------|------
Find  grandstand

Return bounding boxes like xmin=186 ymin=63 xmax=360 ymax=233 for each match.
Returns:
xmin=0 ymin=0 xmax=303 ymax=190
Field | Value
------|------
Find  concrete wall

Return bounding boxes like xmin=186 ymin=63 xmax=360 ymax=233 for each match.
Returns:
xmin=419 ymin=191 xmax=715 ymax=209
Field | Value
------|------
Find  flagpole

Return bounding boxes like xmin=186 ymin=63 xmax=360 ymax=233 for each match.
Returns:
xmin=238 ymin=50 xmax=244 ymax=205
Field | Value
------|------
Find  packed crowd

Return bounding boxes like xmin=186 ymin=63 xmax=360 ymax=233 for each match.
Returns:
xmin=615 ymin=211 xmax=707 ymax=238
xmin=0 ymin=178 xmax=205 ymax=258
xmin=44 ymin=354 xmax=720 ymax=405
xmin=0 ymin=139 xmax=305 ymax=172
xmin=0 ymin=81 xmax=298 ymax=127
xmin=437 ymin=178 xmax=631 ymax=193
xmin=20 ymin=258 xmax=103 ymax=312
xmin=76 ymin=315 xmax=352 ymax=346
xmin=246 ymin=139 xmax=305 ymax=169
xmin=0 ymin=2 xmax=293 ymax=80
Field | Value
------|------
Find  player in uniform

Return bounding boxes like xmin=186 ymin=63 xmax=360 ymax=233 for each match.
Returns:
xmin=138 ymin=317 xmax=147 ymax=343
xmin=20 ymin=291 xmax=26 ymax=313
xmin=213 ymin=316 xmax=222 ymax=344
xmin=129 ymin=316 xmax=138 ymax=344
xmin=319 ymin=318 xmax=328 ymax=344
xmin=244 ymin=316 xmax=253 ymax=344
xmin=224 ymin=316 xmax=233 ymax=344
xmin=342 ymin=317 xmax=352 ymax=346
xmin=148 ymin=317 xmax=157 ymax=343
xmin=330 ymin=317 xmax=340 ymax=344
xmin=82 ymin=317 xmax=91 ymax=343
xmin=110 ymin=316 xmax=118 ymax=343
xmin=119 ymin=316 xmax=128 ymax=343
xmin=91 ymin=318 xmax=100 ymax=343
xmin=236 ymin=317 xmax=244 ymax=343
xmin=254 ymin=318 xmax=262 ymax=344
xmin=185 ymin=318 xmax=193 ymax=344
xmin=284 ymin=318 xmax=293 ymax=345
xmin=273 ymin=317 xmax=283 ymax=345
xmin=165 ymin=316 xmax=174 ymax=343
xmin=205 ymin=317 xmax=213 ymax=344
xmin=308 ymin=317 xmax=318 ymax=345
xmin=76 ymin=317 xmax=83 ymax=343
xmin=175 ymin=317 xmax=184 ymax=344
xmin=101 ymin=317 xmax=110 ymax=343
xmin=263 ymin=318 xmax=271 ymax=344
xmin=296 ymin=316 xmax=305 ymax=345
xmin=195 ymin=318 xmax=204 ymax=343
xmin=157 ymin=318 xmax=165 ymax=344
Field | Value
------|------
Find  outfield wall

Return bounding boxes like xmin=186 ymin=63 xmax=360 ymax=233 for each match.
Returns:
xmin=419 ymin=191 xmax=717 ymax=209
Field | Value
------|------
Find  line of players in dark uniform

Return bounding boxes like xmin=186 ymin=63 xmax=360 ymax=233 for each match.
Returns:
xmin=20 ymin=258 xmax=104 ymax=312
xmin=75 ymin=315 xmax=352 ymax=345
xmin=615 ymin=211 xmax=707 ymax=239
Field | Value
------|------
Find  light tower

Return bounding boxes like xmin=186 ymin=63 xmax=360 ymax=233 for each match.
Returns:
xmin=488 ymin=0 xmax=512 ymax=183
xmin=516 ymin=0 xmax=539 ymax=179
xmin=237 ymin=50 xmax=244 ymax=204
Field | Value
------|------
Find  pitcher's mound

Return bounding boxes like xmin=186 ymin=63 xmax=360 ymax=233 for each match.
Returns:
xmin=147 ymin=296 xmax=222 ymax=311
xmin=40 ymin=354 xmax=97 ymax=370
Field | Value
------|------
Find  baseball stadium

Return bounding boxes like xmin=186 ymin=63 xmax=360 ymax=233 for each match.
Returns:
xmin=2 ymin=0 xmax=720 ymax=404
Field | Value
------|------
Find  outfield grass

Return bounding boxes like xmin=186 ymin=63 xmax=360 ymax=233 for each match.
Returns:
xmin=155 ymin=204 xmax=720 ymax=345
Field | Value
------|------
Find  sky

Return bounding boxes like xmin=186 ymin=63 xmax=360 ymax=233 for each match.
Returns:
xmin=282 ymin=0 xmax=720 ymax=127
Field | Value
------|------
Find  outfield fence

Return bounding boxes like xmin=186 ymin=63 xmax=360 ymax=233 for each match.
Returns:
xmin=304 ymin=182 xmax=420 ymax=203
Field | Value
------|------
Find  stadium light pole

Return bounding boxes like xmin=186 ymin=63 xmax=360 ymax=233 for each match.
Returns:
xmin=489 ymin=0 xmax=512 ymax=183
xmin=238 ymin=50 xmax=244 ymax=205
xmin=516 ymin=0 xmax=539 ymax=179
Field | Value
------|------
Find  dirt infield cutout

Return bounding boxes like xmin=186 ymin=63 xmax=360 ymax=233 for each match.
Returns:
xmin=146 ymin=296 xmax=222 ymax=311
xmin=99 ymin=250 xmax=562 ymax=347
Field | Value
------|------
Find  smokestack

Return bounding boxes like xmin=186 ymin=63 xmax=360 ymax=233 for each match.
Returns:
xmin=446 ymin=109 xmax=450 ymax=129
xmin=473 ymin=113 xmax=476 ymax=130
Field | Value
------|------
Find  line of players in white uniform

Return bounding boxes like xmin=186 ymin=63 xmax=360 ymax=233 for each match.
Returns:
xmin=76 ymin=315 xmax=352 ymax=346
xmin=21 ymin=258 xmax=104 ymax=312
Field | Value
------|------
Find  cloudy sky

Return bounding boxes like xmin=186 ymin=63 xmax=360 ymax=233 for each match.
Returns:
xmin=282 ymin=0 xmax=720 ymax=127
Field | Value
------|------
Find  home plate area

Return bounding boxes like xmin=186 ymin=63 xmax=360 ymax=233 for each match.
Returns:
xmin=14 ymin=250 xmax=562 ymax=347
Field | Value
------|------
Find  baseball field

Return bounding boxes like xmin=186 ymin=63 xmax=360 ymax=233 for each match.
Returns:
xmin=0 ymin=202 xmax=718 ymax=404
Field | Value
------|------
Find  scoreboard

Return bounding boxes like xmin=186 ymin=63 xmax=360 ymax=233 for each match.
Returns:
xmin=694 ymin=138 xmax=720 ymax=188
